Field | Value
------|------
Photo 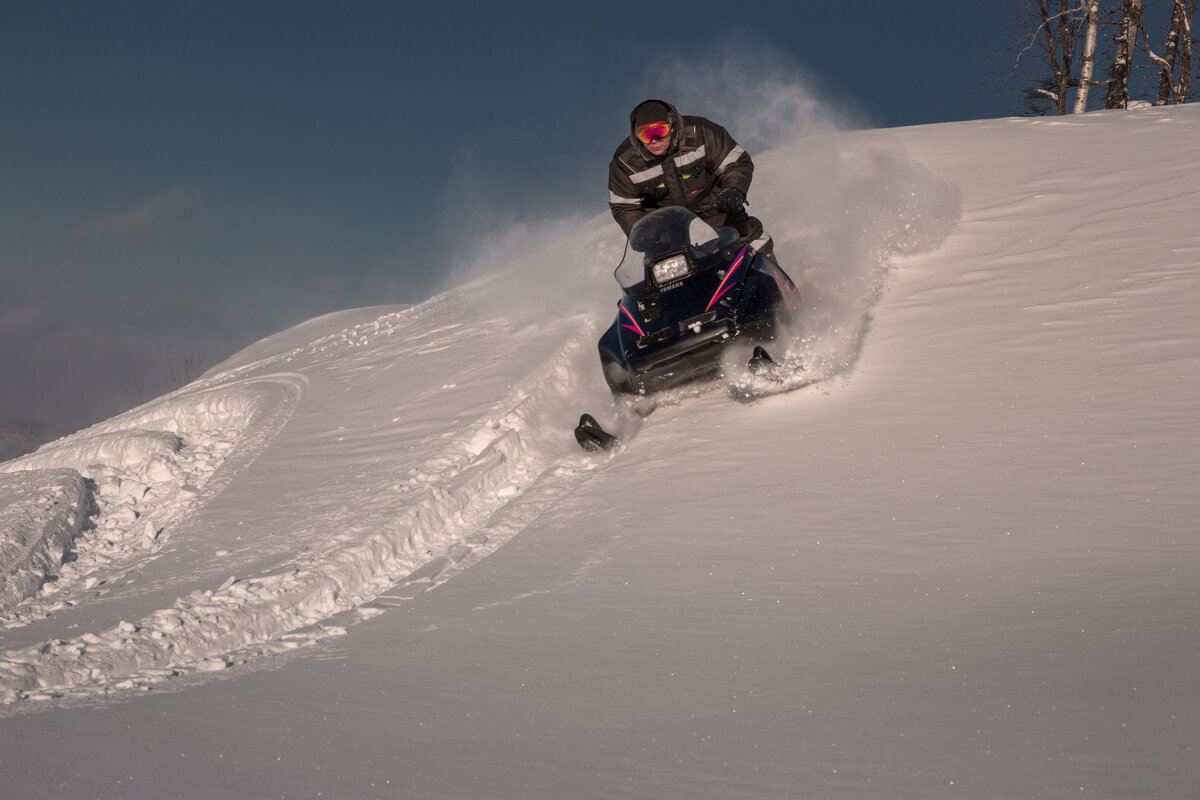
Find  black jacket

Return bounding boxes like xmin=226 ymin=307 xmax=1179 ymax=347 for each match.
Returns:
xmin=608 ymin=99 xmax=755 ymax=236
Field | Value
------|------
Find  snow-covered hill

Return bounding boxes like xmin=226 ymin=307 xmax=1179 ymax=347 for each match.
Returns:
xmin=0 ymin=107 xmax=1197 ymax=800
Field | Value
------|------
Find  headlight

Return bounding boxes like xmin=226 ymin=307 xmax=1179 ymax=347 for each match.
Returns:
xmin=651 ymin=254 xmax=690 ymax=285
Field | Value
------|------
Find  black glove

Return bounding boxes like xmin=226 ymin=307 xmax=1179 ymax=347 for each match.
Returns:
xmin=715 ymin=187 xmax=746 ymax=215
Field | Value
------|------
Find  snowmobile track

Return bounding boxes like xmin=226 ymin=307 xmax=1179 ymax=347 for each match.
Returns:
xmin=0 ymin=320 xmax=612 ymax=710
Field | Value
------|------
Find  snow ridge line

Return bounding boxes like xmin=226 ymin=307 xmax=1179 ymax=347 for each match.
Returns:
xmin=0 ymin=325 xmax=594 ymax=706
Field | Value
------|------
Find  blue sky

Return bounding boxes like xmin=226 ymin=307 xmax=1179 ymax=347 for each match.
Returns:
xmin=0 ymin=1 xmax=1012 ymax=430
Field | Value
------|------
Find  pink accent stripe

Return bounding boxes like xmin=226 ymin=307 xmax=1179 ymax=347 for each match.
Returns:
xmin=706 ymin=246 xmax=749 ymax=311
xmin=619 ymin=302 xmax=645 ymax=337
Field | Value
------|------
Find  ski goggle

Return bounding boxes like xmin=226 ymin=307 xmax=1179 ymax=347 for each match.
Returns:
xmin=635 ymin=121 xmax=672 ymax=143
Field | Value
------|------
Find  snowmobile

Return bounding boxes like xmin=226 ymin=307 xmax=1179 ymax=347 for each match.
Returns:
xmin=576 ymin=206 xmax=800 ymax=452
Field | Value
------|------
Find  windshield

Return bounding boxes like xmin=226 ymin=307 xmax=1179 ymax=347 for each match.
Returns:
xmin=614 ymin=207 xmax=723 ymax=289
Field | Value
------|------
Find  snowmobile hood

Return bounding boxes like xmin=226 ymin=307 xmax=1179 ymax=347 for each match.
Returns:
xmin=627 ymin=98 xmax=683 ymax=159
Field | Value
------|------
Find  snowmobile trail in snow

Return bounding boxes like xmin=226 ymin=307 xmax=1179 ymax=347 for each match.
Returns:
xmin=0 ymin=306 xmax=623 ymax=710
xmin=0 ymin=375 xmax=305 ymax=628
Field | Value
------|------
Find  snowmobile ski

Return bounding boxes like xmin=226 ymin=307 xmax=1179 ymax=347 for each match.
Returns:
xmin=727 ymin=345 xmax=814 ymax=400
xmin=574 ymin=413 xmax=618 ymax=453
xmin=748 ymin=345 xmax=776 ymax=374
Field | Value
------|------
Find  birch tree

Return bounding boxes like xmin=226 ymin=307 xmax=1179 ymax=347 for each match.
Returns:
xmin=1005 ymin=1 xmax=1093 ymax=115
xmin=1074 ymin=1 xmax=1102 ymax=111
xmin=998 ymin=0 xmax=1198 ymax=113
xmin=1144 ymin=0 xmax=1197 ymax=103
xmin=1105 ymin=0 xmax=1145 ymax=108
xmin=1179 ymin=0 xmax=1197 ymax=100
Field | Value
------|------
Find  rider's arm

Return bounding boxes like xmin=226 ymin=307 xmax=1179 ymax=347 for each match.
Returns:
xmin=703 ymin=120 xmax=754 ymax=196
xmin=608 ymin=158 xmax=646 ymax=236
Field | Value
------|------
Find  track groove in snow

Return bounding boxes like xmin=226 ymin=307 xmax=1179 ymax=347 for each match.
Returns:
xmin=0 ymin=378 xmax=303 ymax=624
xmin=0 ymin=311 xmax=604 ymax=706
xmin=0 ymin=376 xmax=306 ymax=702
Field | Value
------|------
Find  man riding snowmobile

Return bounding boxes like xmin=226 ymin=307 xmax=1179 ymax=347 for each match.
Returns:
xmin=575 ymin=100 xmax=796 ymax=451
xmin=607 ymin=98 xmax=774 ymax=258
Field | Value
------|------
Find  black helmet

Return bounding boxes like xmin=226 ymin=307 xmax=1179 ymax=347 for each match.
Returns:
xmin=632 ymin=100 xmax=672 ymax=128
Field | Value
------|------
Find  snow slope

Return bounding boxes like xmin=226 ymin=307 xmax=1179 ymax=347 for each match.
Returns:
xmin=0 ymin=107 xmax=1197 ymax=799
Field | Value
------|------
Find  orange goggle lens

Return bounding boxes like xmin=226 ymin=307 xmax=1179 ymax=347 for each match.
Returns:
xmin=635 ymin=121 xmax=671 ymax=143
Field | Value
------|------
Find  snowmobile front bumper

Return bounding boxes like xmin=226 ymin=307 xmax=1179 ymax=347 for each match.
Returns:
xmin=626 ymin=320 xmax=735 ymax=391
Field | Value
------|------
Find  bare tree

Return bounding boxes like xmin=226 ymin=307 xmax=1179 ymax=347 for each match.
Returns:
xmin=996 ymin=0 xmax=1199 ymax=113
xmin=1032 ymin=0 xmax=1081 ymax=114
xmin=166 ymin=347 xmax=207 ymax=390
xmin=1144 ymin=0 xmax=1197 ymax=103
xmin=1075 ymin=1 xmax=1103 ymax=110
xmin=1106 ymin=0 xmax=1145 ymax=108
xmin=1002 ymin=0 xmax=1090 ymax=115
xmin=1180 ymin=0 xmax=1198 ymax=100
